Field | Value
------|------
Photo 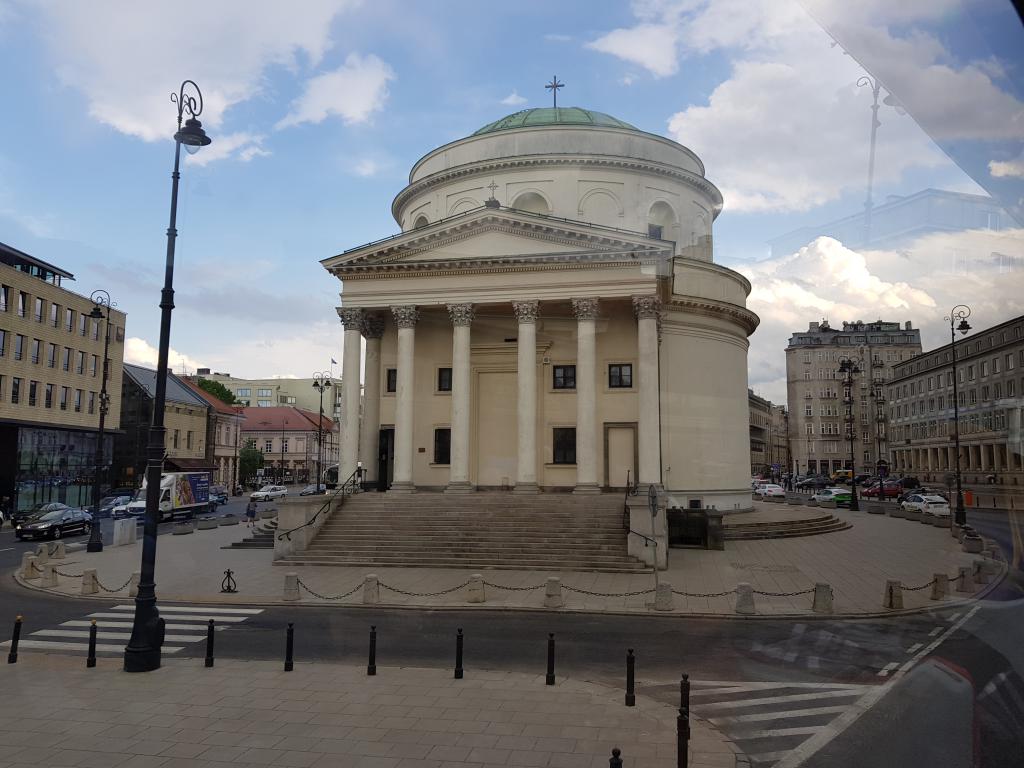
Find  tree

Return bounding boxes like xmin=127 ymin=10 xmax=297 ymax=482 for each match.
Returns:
xmin=238 ymin=446 xmax=264 ymax=487
xmin=196 ymin=377 xmax=235 ymax=405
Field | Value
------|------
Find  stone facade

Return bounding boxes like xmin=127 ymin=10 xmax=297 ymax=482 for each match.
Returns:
xmin=889 ymin=313 xmax=1024 ymax=487
xmin=239 ymin=406 xmax=336 ymax=485
xmin=786 ymin=320 xmax=922 ymax=476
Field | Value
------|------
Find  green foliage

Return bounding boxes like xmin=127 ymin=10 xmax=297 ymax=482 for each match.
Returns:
xmin=239 ymin=446 xmax=264 ymax=485
xmin=196 ymin=377 xmax=236 ymax=405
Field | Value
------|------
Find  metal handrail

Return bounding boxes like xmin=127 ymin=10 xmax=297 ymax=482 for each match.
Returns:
xmin=277 ymin=468 xmax=361 ymax=541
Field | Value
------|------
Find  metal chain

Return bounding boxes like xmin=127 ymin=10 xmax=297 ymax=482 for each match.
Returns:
xmin=562 ymin=584 xmax=654 ymax=597
xmin=378 ymin=579 xmax=471 ymax=597
xmin=671 ymin=588 xmax=737 ymax=598
xmin=482 ymin=581 xmax=546 ymax=592
xmin=296 ymin=578 xmax=363 ymax=601
xmin=752 ymin=588 xmax=816 ymax=597
xmin=96 ymin=575 xmax=134 ymax=593
xmin=52 ymin=568 xmax=83 ymax=579
xmin=903 ymin=578 xmax=937 ymax=592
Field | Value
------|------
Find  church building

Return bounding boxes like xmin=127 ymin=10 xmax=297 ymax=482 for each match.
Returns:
xmin=322 ymin=104 xmax=759 ymax=514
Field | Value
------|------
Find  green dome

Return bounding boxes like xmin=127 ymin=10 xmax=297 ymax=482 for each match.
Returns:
xmin=473 ymin=107 xmax=638 ymax=136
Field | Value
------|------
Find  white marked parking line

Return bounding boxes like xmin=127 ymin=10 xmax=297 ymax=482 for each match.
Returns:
xmin=688 ymin=680 xmax=868 ymax=690
xmin=111 ymin=605 xmax=262 ymax=615
xmin=876 ymin=662 xmax=899 ymax=677
xmin=734 ymin=726 xmax=823 ymax=739
xmin=61 ymin=620 xmax=213 ymax=631
xmin=87 ymin=612 xmax=248 ymax=623
xmin=31 ymin=629 xmax=206 ymax=642
xmin=929 ymin=627 xmax=943 ymax=637
xmin=0 ymin=639 xmax=183 ymax=653
xmin=947 ymin=612 xmax=961 ymax=622
xmin=748 ymin=752 xmax=792 ymax=764
xmin=906 ymin=643 xmax=924 ymax=654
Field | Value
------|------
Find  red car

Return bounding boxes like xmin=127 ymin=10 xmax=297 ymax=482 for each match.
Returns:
xmin=862 ymin=481 xmax=901 ymax=498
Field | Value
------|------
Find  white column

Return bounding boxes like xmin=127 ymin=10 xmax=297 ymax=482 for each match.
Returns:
xmin=359 ymin=313 xmax=385 ymax=487
xmin=337 ymin=307 xmax=363 ymax=484
xmin=572 ymin=298 xmax=600 ymax=494
xmin=446 ymin=303 xmax=475 ymax=493
xmin=633 ymin=295 xmax=662 ymax=488
xmin=513 ymin=300 xmax=540 ymax=493
xmin=390 ymin=305 xmax=419 ymax=493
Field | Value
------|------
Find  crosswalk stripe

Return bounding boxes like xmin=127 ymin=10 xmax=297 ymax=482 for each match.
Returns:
xmin=61 ymin=620 xmax=213 ymax=631
xmin=734 ymin=726 xmax=823 ymax=739
xmin=87 ymin=612 xmax=249 ymax=623
xmin=747 ymin=751 xmax=796 ymax=763
xmin=1 ymin=639 xmax=184 ymax=653
xmin=708 ymin=705 xmax=850 ymax=726
xmin=689 ymin=680 xmax=869 ymax=691
xmin=31 ymin=629 xmax=207 ymax=642
xmin=111 ymin=605 xmax=262 ymax=615
xmin=696 ymin=689 xmax=863 ymax=711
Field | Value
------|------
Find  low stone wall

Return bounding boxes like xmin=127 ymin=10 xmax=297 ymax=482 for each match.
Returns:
xmin=274 ymin=495 xmax=337 ymax=560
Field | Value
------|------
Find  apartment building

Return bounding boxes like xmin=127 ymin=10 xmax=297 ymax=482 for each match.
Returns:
xmin=181 ymin=377 xmax=244 ymax=488
xmin=239 ymin=406 xmax=336 ymax=485
xmin=889 ymin=314 xmax=1024 ymax=487
xmin=0 ymin=242 xmax=127 ymax=512
xmin=749 ymin=390 xmax=790 ymax=477
xmin=196 ymin=369 xmax=343 ymax=422
xmin=786 ymin=319 xmax=922 ymax=476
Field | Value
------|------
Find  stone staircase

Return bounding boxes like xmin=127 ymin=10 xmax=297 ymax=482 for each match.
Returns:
xmin=723 ymin=513 xmax=851 ymax=541
xmin=277 ymin=492 xmax=648 ymax=572
xmin=228 ymin=518 xmax=278 ymax=549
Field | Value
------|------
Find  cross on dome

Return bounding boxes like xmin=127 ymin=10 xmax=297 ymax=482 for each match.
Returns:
xmin=545 ymin=76 xmax=564 ymax=108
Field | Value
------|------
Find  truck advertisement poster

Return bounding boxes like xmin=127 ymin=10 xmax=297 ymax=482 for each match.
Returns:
xmin=172 ymin=472 xmax=209 ymax=508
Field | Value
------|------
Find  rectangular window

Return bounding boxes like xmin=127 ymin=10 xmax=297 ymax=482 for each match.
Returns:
xmin=45 ymin=383 xmax=53 ymax=408
xmin=993 ymin=357 xmax=1000 ymax=374
xmin=968 ymin=365 xmax=975 ymax=381
xmin=0 ymin=329 xmax=5 ymax=356
xmin=236 ymin=388 xmax=251 ymax=397
xmin=969 ymin=390 xmax=977 ymax=405
xmin=804 ymin=405 xmax=812 ymax=417
xmin=552 ymin=427 xmax=576 ymax=464
xmin=186 ymin=431 xmax=193 ymax=450
xmin=88 ymin=391 xmax=95 ymax=414
xmin=76 ymin=351 xmax=85 ymax=374
xmin=47 ymin=343 xmax=56 ymax=368
xmin=805 ymin=423 xmax=814 ymax=434
xmin=33 ymin=297 xmax=43 ymax=322
xmin=90 ymin=319 xmax=100 ymax=341
xmin=30 ymin=338 xmax=40 ymax=364
xmin=11 ymin=377 xmax=21 ymax=404
xmin=256 ymin=388 xmax=273 ymax=397
xmin=0 ymin=285 xmax=6 ymax=312
xmin=608 ymin=363 xmax=633 ymax=388
xmin=433 ymin=428 xmax=451 ymax=465
xmin=982 ymin=386 xmax=990 ymax=400
xmin=17 ymin=291 xmax=26 ymax=317
xmin=981 ymin=361 xmax=989 ymax=377
xmin=647 ymin=223 xmax=663 ymax=239
xmin=74 ymin=389 xmax=82 ymax=412
xmin=28 ymin=380 xmax=37 ymax=406
xmin=64 ymin=307 xmax=73 ymax=332
xmin=257 ymin=399 xmax=272 ymax=407
xmin=78 ymin=314 xmax=87 ymax=336
xmin=437 ymin=367 xmax=453 ymax=392
xmin=60 ymin=386 xmax=69 ymax=410
xmin=49 ymin=303 xmax=58 ymax=327
xmin=386 ymin=368 xmax=397 ymax=393
xmin=264 ymin=439 xmax=273 ymax=453
xmin=62 ymin=347 xmax=70 ymax=371
xmin=90 ymin=355 xmax=98 ymax=376
xmin=553 ymin=365 xmax=576 ymax=390
xmin=1008 ymin=380 xmax=1016 ymax=397
xmin=14 ymin=334 xmax=23 ymax=361
xmin=281 ymin=438 xmax=288 ymax=453
xmin=173 ymin=430 xmax=180 ymax=449
xmin=116 ymin=326 xmax=124 ymax=342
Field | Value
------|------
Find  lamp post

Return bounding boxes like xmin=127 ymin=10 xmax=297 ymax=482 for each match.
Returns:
xmin=856 ymin=75 xmax=903 ymax=247
xmin=839 ymin=355 xmax=861 ymax=511
xmin=279 ymin=420 xmax=287 ymax=484
xmin=947 ymin=305 xmax=972 ymax=526
xmin=124 ymin=79 xmax=211 ymax=674
xmin=312 ymin=372 xmax=331 ymax=493
xmin=86 ymin=290 xmax=113 ymax=553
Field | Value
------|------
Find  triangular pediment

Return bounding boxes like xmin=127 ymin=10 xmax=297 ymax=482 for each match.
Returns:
xmin=321 ymin=207 xmax=671 ymax=276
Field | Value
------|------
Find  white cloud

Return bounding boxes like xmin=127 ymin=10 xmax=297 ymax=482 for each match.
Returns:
xmin=36 ymin=0 xmax=361 ymax=146
xmin=739 ymin=229 xmax=1024 ymax=403
xmin=352 ymin=158 xmax=379 ymax=177
xmin=586 ymin=23 xmax=680 ymax=77
xmin=500 ymin=90 xmax=527 ymax=106
xmin=276 ymin=53 xmax=394 ymax=129
xmin=125 ymin=337 xmax=204 ymax=374
xmin=989 ymin=151 xmax=1024 ymax=179
xmin=184 ymin=132 xmax=269 ymax=167
xmin=544 ymin=33 xmax=572 ymax=42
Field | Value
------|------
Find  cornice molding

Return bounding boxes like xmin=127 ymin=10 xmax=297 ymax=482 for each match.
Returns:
xmin=667 ymin=295 xmax=760 ymax=336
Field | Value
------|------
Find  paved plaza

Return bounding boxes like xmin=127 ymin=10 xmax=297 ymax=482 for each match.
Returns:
xmin=0 ymin=656 xmax=735 ymax=768
xmin=13 ymin=502 xmax=999 ymax=617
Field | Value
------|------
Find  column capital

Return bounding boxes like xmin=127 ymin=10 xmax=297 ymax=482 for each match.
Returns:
xmin=391 ymin=305 xmax=419 ymax=329
xmin=361 ymin=313 xmax=386 ymax=339
xmin=513 ymin=300 xmax=540 ymax=324
xmin=447 ymin=303 xmax=475 ymax=327
xmin=337 ymin=307 xmax=364 ymax=329
xmin=632 ymin=295 xmax=661 ymax=320
xmin=571 ymin=298 xmax=600 ymax=321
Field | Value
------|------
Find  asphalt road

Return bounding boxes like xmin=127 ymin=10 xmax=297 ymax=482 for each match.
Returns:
xmin=1 ymin=504 xmax=1022 ymax=767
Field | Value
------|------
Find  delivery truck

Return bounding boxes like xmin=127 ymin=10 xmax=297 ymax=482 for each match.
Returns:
xmin=118 ymin=471 xmax=211 ymax=521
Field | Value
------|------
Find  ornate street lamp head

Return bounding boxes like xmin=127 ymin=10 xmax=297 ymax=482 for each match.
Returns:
xmin=957 ymin=318 xmax=971 ymax=336
xmin=89 ymin=289 xmax=113 ymax=319
xmin=172 ymin=80 xmax=212 ymax=154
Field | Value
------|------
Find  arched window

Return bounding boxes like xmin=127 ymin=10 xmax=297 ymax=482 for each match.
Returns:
xmin=647 ymin=201 xmax=676 ymax=240
xmin=413 ymin=215 xmax=429 ymax=229
xmin=511 ymin=191 xmax=550 ymax=215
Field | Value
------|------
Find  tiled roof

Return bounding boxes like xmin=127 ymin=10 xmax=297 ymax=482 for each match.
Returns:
xmin=239 ymin=406 xmax=333 ymax=433
xmin=123 ymin=364 xmax=209 ymax=408
xmin=180 ymin=377 xmax=242 ymax=416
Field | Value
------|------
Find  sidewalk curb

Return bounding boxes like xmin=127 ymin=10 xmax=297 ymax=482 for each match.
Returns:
xmin=9 ymin=559 xmax=1007 ymax=621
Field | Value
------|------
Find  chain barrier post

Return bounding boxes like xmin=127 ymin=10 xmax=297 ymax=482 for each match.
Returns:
xmin=204 ymin=619 xmax=215 ymax=668
xmin=8 ymin=616 xmax=23 ymax=664
xmin=545 ymin=633 xmax=556 ymax=685
xmin=678 ymin=673 xmax=690 ymax=768
xmin=86 ymin=620 xmax=97 ymax=668
xmin=609 ymin=747 xmax=623 ymax=768
xmin=284 ymin=622 xmax=294 ymax=672
xmin=625 ymin=649 xmax=636 ymax=706
xmin=454 ymin=628 xmax=464 ymax=679
xmin=367 ymin=625 xmax=377 ymax=676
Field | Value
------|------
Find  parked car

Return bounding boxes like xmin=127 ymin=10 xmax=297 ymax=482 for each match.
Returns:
xmin=901 ymin=494 xmax=951 ymax=518
xmin=94 ymin=494 xmax=132 ymax=518
xmin=754 ymin=483 xmax=786 ymax=498
xmin=15 ymin=508 xmax=92 ymax=540
xmin=251 ymin=485 xmax=288 ymax=502
xmin=11 ymin=501 xmax=70 ymax=527
xmin=853 ymin=474 xmax=871 ymax=485
xmin=796 ymin=475 xmax=829 ymax=489
xmin=811 ymin=487 xmax=853 ymax=506
xmin=299 ymin=483 xmax=327 ymax=496
xmin=209 ymin=485 xmax=229 ymax=505
xmin=862 ymin=481 xmax=901 ymax=499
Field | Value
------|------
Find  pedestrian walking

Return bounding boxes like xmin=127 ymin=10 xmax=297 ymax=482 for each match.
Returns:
xmin=0 ymin=496 xmax=10 ymax=530
xmin=245 ymin=500 xmax=257 ymax=527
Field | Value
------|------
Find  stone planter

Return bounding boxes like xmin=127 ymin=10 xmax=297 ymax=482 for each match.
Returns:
xmin=172 ymin=521 xmax=195 ymax=535
xmin=219 ymin=514 xmax=240 ymax=526
xmin=888 ymin=505 xmax=905 ymax=519
xmin=931 ymin=515 xmax=952 ymax=528
xmin=785 ymin=496 xmax=802 ymax=505
xmin=197 ymin=517 xmax=220 ymax=530
xmin=806 ymin=498 xmax=819 ymax=507
xmin=904 ymin=509 xmax=922 ymax=522
xmin=819 ymin=499 xmax=837 ymax=509
xmin=259 ymin=508 xmax=277 ymax=519
xmin=866 ymin=502 xmax=886 ymax=515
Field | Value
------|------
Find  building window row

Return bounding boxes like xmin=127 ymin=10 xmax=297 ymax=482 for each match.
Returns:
xmin=0 ymin=375 xmax=95 ymax=414
xmin=0 ymin=329 xmax=102 ymax=381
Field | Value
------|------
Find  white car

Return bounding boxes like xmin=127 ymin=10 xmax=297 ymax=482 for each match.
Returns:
xmin=251 ymin=485 xmax=288 ymax=502
xmin=754 ymin=483 xmax=785 ymax=498
xmin=811 ymin=487 xmax=852 ymax=505
xmin=901 ymin=494 xmax=950 ymax=518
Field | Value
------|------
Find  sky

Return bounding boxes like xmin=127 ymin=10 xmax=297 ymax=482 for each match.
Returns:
xmin=0 ymin=0 xmax=1022 ymax=405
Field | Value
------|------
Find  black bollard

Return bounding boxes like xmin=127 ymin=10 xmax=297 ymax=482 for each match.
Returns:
xmin=284 ymin=622 xmax=294 ymax=672
xmin=454 ymin=627 xmax=464 ymax=680
xmin=204 ymin=619 xmax=215 ymax=668
xmin=625 ymin=649 xmax=636 ymax=707
xmin=677 ymin=673 xmax=690 ymax=768
xmin=86 ymin=620 xmax=97 ymax=668
xmin=610 ymin=747 xmax=623 ymax=768
xmin=367 ymin=625 xmax=377 ymax=676
xmin=545 ymin=633 xmax=555 ymax=686
xmin=7 ymin=616 xmax=22 ymax=664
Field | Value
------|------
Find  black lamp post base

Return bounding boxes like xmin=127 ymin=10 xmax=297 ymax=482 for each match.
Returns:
xmin=86 ymin=539 xmax=104 ymax=553
xmin=123 ymin=644 xmax=161 ymax=673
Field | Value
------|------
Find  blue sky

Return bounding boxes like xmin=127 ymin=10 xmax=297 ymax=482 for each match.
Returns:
xmin=1 ymin=0 xmax=1021 ymax=404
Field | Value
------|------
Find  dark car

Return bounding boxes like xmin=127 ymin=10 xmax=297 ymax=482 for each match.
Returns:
xmin=15 ymin=508 xmax=92 ymax=540
xmin=11 ymin=501 xmax=70 ymax=527
xmin=796 ymin=475 xmax=828 ymax=489
xmin=210 ymin=486 xmax=229 ymax=505
xmin=93 ymin=494 xmax=132 ymax=518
